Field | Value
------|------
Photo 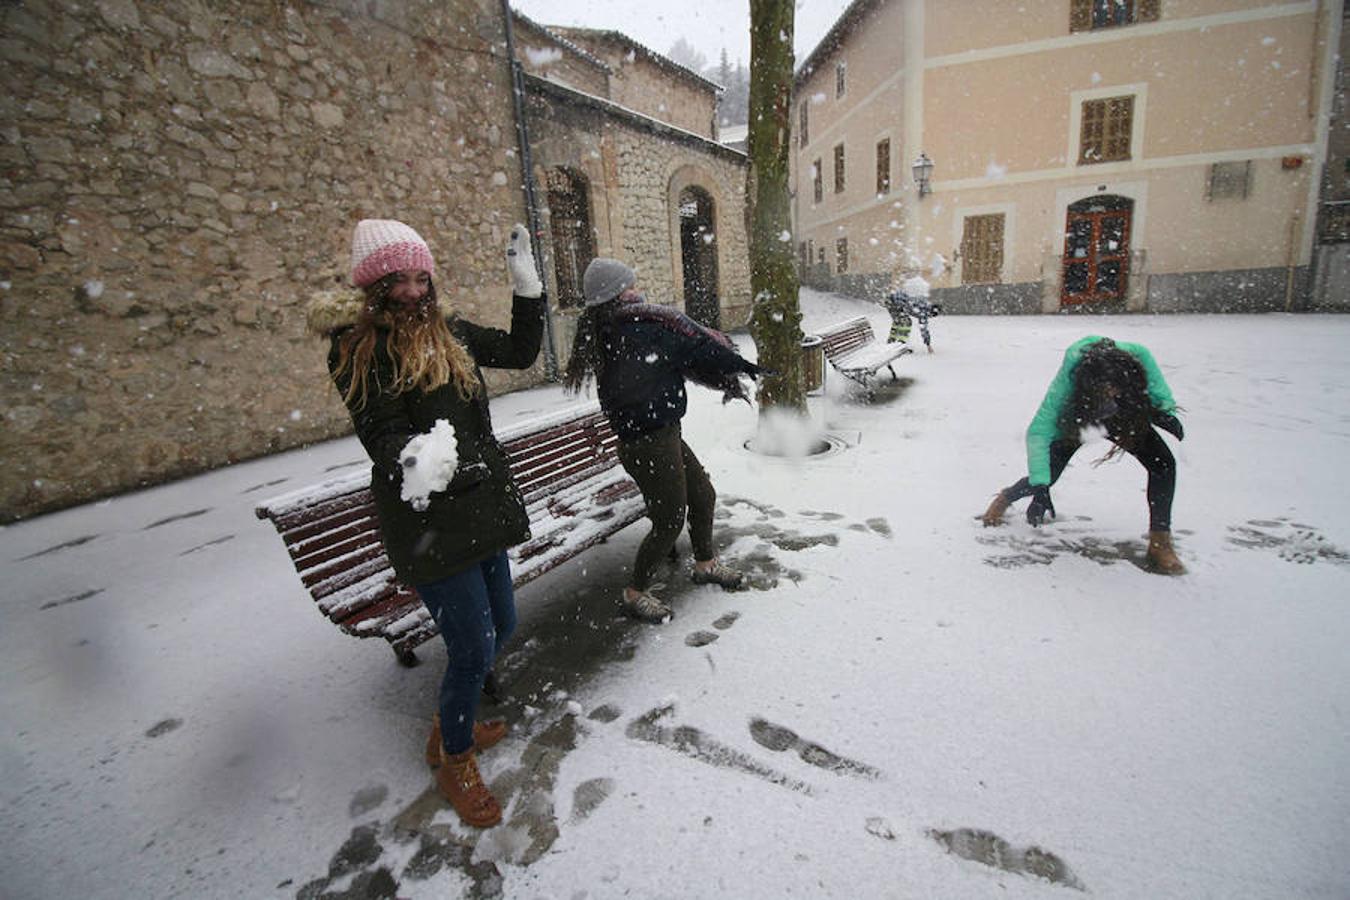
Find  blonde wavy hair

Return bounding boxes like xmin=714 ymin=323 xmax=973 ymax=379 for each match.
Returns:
xmin=333 ymin=275 xmax=479 ymax=409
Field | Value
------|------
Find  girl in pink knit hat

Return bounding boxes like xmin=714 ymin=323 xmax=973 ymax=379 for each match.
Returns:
xmin=315 ymin=218 xmax=545 ymax=828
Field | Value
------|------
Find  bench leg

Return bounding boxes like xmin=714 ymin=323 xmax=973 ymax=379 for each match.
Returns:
xmin=392 ymin=643 xmax=420 ymax=668
xmin=887 ymin=363 xmax=897 ymax=381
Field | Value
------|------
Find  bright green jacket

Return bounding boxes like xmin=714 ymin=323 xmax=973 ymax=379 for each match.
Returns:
xmin=1025 ymin=335 xmax=1177 ymax=486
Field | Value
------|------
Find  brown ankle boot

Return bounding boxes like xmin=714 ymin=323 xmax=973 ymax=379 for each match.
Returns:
xmin=1146 ymin=530 xmax=1186 ymax=575
xmin=981 ymin=491 xmax=1011 ymax=527
xmin=427 ymin=715 xmax=509 ymax=768
xmin=437 ymin=749 xmax=502 ymax=828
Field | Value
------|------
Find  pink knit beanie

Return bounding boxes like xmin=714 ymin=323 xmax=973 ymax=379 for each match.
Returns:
xmin=350 ymin=219 xmax=436 ymax=287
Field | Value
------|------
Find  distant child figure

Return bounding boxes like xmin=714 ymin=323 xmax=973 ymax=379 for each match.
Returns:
xmin=885 ymin=275 xmax=940 ymax=352
xmin=979 ymin=336 xmax=1187 ymax=575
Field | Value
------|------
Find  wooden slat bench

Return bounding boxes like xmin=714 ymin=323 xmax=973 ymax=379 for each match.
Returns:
xmin=256 ymin=401 xmax=646 ymax=666
xmin=817 ymin=315 xmax=913 ymax=397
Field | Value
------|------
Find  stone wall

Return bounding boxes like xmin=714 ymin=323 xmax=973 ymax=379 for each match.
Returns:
xmin=550 ymin=30 xmax=718 ymax=139
xmin=0 ymin=0 xmax=537 ymax=522
xmin=524 ymin=77 xmax=751 ymax=344
xmin=512 ymin=15 xmax=610 ymax=97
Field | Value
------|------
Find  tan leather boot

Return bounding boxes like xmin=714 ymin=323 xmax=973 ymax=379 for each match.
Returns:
xmin=436 ymin=749 xmax=502 ymax=828
xmin=980 ymin=491 xmax=1011 ymax=527
xmin=1146 ymin=530 xmax=1186 ymax=575
xmin=426 ymin=714 xmax=508 ymax=768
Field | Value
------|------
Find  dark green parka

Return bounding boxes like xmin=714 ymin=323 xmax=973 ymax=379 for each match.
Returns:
xmin=311 ymin=290 xmax=544 ymax=586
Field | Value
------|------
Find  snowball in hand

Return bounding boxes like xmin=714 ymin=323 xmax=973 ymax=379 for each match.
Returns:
xmin=399 ymin=420 xmax=459 ymax=512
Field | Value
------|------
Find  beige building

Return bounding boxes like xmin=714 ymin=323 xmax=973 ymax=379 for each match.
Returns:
xmin=793 ymin=0 xmax=1345 ymax=313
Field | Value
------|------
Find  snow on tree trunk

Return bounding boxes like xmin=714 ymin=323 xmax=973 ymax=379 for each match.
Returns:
xmin=747 ymin=0 xmax=805 ymax=414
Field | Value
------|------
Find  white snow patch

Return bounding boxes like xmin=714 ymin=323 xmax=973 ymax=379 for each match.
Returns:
xmin=82 ymin=280 xmax=105 ymax=300
xmin=398 ymin=419 xmax=459 ymax=511
xmin=524 ymin=46 xmax=563 ymax=66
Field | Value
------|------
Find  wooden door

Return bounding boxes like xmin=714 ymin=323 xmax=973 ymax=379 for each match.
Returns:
xmin=1062 ymin=197 xmax=1131 ymax=305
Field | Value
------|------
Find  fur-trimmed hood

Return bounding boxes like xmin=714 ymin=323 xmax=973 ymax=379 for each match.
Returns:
xmin=306 ymin=288 xmax=366 ymax=336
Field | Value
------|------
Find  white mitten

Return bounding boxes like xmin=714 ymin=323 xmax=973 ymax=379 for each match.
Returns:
xmin=506 ymin=223 xmax=543 ymax=298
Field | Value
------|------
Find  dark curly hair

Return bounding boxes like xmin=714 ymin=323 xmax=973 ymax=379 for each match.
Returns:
xmin=1062 ymin=339 xmax=1152 ymax=446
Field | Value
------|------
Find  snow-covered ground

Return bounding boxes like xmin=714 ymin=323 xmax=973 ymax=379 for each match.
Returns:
xmin=3 ymin=290 xmax=1348 ymax=899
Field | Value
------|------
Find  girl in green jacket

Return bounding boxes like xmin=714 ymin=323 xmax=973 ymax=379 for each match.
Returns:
xmin=980 ymin=336 xmax=1186 ymax=574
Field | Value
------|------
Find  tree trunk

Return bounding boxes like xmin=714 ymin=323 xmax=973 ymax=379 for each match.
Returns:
xmin=747 ymin=0 xmax=805 ymax=413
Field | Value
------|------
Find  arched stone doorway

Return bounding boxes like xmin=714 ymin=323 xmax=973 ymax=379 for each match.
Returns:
xmin=678 ymin=186 xmax=720 ymax=329
xmin=546 ymin=167 xmax=596 ymax=308
xmin=1062 ymin=194 xmax=1133 ymax=306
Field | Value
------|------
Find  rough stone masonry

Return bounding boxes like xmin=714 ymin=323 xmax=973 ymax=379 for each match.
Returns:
xmin=0 ymin=0 xmax=540 ymax=521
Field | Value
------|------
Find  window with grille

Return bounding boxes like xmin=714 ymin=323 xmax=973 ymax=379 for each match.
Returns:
xmin=876 ymin=139 xmax=891 ymax=195
xmin=1070 ymin=0 xmax=1160 ymax=32
xmin=817 ymin=246 xmax=825 ymax=265
xmin=1079 ymin=96 xmax=1134 ymax=164
xmin=545 ymin=167 xmax=596 ymax=308
xmin=961 ymin=214 xmax=1005 ymax=285
xmin=836 ymin=62 xmax=847 ymax=98
xmin=799 ymin=100 xmax=809 ymax=148
xmin=834 ymin=143 xmax=846 ymax=194
xmin=1207 ymin=161 xmax=1251 ymax=200
xmin=812 ymin=159 xmax=823 ymax=203
xmin=836 ymin=237 xmax=848 ymax=274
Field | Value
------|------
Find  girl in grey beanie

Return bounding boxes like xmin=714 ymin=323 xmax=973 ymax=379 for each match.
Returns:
xmin=564 ymin=258 xmax=763 ymax=622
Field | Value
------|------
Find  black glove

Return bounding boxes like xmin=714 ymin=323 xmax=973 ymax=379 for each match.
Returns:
xmin=1027 ymin=488 xmax=1056 ymax=527
xmin=721 ymin=376 xmax=752 ymax=406
xmin=1152 ymin=410 xmax=1184 ymax=441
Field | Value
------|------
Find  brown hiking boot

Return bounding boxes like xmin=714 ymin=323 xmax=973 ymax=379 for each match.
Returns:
xmin=980 ymin=491 xmax=1011 ymax=527
xmin=436 ymin=749 xmax=502 ymax=828
xmin=426 ymin=715 xmax=509 ymax=768
xmin=690 ymin=559 xmax=744 ymax=589
xmin=1146 ymin=530 xmax=1187 ymax=575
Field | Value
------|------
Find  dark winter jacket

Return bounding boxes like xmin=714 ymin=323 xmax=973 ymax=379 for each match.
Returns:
xmin=594 ymin=299 xmax=756 ymax=441
xmin=309 ymin=289 xmax=544 ymax=586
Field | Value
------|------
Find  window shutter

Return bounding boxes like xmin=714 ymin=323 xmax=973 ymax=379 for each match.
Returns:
xmin=1069 ymin=0 xmax=1092 ymax=32
xmin=1137 ymin=0 xmax=1160 ymax=23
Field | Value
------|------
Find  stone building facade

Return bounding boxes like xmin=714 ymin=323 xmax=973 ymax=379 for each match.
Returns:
xmin=0 ymin=0 xmax=535 ymax=521
xmin=0 ymin=1 xmax=752 ymax=522
xmin=512 ymin=13 xmax=751 ymax=358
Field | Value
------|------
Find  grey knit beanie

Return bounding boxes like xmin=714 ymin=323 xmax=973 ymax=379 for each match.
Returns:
xmin=582 ymin=257 xmax=636 ymax=306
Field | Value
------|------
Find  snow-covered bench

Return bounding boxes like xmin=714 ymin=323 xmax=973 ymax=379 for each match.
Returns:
xmin=817 ymin=315 xmax=912 ymax=397
xmin=255 ymin=402 xmax=645 ymax=666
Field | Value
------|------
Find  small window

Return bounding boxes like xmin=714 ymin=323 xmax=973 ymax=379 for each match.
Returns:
xmin=812 ymin=159 xmax=823 ymax=203
xmin=1070 ymin=0 xmax=1160 ymax=32
xmin=799 ymin=100 xmax=809 ymax=148
xmin=836 ymin=61 xmax=847 ymax=98
xmin=817 ymin=246 xmax=825 ymax=265
xmin=961 ymin=213 xmax=1005 ymax=284
xmin=1079 ymin=95 xmax=1134 ymax=164
xmin=798 ymin=241 xmax=808 ymax=269
xmin=876 ymin=139 xmax=891 ymax=195
xmin=834 ymin=143 xmax=846 ymax=194
xmin=1207 ymin=161 xmax=1251 ymax=200
xmin=836 ymin=237 xmax=849 ymax=274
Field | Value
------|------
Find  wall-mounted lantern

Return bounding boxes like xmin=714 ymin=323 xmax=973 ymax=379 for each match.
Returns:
xmin=912 ymin=152 xmax=934 ymax=198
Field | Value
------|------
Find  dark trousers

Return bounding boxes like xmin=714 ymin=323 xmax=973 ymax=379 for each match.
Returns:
xmin=617 ymin=422 xmax=716 ymax=590
xmin=1002 ymin=427 xmax=1176 ymax=532
xmin=414 ymin=551 xmax=516 ymax=755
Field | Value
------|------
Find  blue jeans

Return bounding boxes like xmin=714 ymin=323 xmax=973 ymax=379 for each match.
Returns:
xmin=414 ymin=551 xmax=517 ymax=755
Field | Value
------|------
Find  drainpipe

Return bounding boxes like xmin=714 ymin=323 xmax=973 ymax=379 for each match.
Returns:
xmin=501 ymin=0 xmax=559 ymax=380
xmin=1285 ymin=211 xmax=1301 ymax=312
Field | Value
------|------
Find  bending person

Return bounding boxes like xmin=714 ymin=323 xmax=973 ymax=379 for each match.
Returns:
xmin=980 ymin=335 xmax=1186 ymax=575
xmin=563 ymin=258 xmax=763 ymax=623
xmin=311 ymin=219 xmax=545 ymax=828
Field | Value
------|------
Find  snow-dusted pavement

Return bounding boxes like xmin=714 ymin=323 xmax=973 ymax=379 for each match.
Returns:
xmin=3 ymin=291 xmax=1349 ymax=899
